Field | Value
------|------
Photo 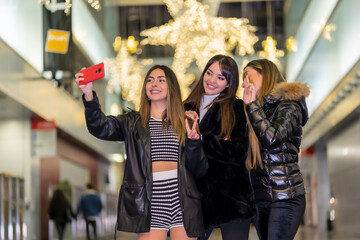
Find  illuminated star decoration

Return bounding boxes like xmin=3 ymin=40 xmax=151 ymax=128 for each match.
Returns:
xmin=140 ymin=0 xmax=258 ymax=98
xmin=258 ymin=36 xmax=284 ymax=66
xmin=105 ymin=37 xmax=153 ymax=110
xmin=286 ymin=36 xmax=298 ymax=52
xmin=323 ymin=23 xmax=337 ymax=41
xmin=312 ymin=20 xmax=337 ymax=42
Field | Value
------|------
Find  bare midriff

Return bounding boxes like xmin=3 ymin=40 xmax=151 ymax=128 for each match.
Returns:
xmin=152 ymin=161 xmax=178 ymax=172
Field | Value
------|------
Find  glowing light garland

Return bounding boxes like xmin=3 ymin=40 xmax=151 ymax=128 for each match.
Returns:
xmin=39 ymin=0 xmax=100 ymax=15
xmin=323 ymin=23 xmax=337 ymax=41
xmin=258 ymin=36 xmax=284 ymax=66
xmin=286 ymin=36 xmax=298 ymax=52
xmin=140 ymin=0 xmax=258 ymax=97
xmin=105 ymin=40 xmax=153 ymax=110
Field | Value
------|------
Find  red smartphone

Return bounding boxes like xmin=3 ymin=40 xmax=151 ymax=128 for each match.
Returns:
xmin=78 ymin=62 xmax=105 ymax=85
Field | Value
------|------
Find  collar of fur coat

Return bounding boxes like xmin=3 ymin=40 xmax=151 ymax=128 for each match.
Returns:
xmin=269 ymin=82 xmax=310 ymax=101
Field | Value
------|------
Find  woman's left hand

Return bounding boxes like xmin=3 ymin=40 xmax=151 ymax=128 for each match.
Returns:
xmin=185 ymin=116 xmax=200 ymax=140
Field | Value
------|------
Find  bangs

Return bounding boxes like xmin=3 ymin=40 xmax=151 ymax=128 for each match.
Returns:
xmin=219 ymin=61 xmax=233 ymax=86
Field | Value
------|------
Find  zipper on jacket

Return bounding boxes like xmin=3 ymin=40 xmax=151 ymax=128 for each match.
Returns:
xmin=177 ymin=144 xmax=185 ymax=216
xmin=148 ymin=121 xmax=153 ymax=229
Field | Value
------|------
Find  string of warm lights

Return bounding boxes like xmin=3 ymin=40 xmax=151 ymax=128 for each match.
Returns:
xmin=105 ymin=37 xmax=153 ymax=110
xmin=258 ymin=36 xmax=284 ymax=67
xmin=140 ymin=0 xmax=258 ymax=97
xmin=40 ymin=0 xmax=288 ymax=108
xmin=87 ymin=0 xmax=101 ymax=11
xmin=39 ymin=0 xmax=100 ymax=15
xmin=286 ymin=36 xmax=298 ymax=52
xmin=323 ymin=23 xmax=337 ymax=42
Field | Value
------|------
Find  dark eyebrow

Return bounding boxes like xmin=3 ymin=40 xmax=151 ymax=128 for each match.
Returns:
xmin=207 ymin=67 xmax=224 ymax=78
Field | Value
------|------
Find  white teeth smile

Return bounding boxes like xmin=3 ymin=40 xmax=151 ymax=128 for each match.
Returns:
xmin=207 ymin=84 xmax=216 ymax=89
xmin=151 ymin=90 xmax=160 ymax=93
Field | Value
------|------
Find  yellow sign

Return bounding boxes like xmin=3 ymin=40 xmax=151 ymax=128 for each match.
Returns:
xmin=45 ymin=29 xmax=70 ymax=54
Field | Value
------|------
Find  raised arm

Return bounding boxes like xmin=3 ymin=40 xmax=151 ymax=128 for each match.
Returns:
xmin=245 ymin=100 xmax=303 ymax=149
xmin=83 ymin=92 xmax=131 ymax=141
xmin=75 ymin=69 xmax=130 ymax=141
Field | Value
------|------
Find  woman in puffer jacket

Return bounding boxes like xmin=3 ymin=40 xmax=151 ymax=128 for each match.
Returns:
xmin=242 ymin=59 xmax=310 ymax=240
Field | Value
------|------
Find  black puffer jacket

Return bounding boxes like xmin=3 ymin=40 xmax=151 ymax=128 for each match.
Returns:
xmin=83 ymin=92 xmax=208 ymax=237
xmin=185 ymin=99 xmax=257 ymax=228
xmin=245 ymin=82 xmax=310 ymax=202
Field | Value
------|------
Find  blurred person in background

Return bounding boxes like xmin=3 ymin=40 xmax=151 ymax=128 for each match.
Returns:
xmin=48 ymin=188 xmax=76 ymax=240
xmin=76 ymin=183 xmax=103 ymax=240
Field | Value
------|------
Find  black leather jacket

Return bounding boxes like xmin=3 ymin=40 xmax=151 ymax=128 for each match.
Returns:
xmin=83 ymin=92 xmax=208 ymax=237
xmin=245 ymin=82 xmax=310 ymax=202
xmin=185 ymin=99 xmax=257 ymax=228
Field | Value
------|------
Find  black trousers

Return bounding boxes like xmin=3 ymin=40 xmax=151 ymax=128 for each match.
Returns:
xmin=86 ymin=219 xmax=97 ymax=240
xmin=255 ymin=195 xmax=306 ymax=240
xmin=54 ymin=220 xmax=66 ymax=240
xmin=198 ymin=219 xmax=251 ymax=240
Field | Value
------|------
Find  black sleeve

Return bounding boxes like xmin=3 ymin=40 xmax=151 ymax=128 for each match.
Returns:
xmin=66 ymin=201 xmax=76 ymax=218
xmin=185 ymin=138 xmax=208 ymax=178
xmin=201 ymin=101 xmax=249 ymax=166
xmin=83 ymin=91 xmax=130 ymax=141
xmin=245 ymin=100 xmax=303 ymax=149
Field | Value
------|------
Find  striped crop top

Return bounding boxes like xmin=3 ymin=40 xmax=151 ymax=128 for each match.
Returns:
xmin=149 ymin=117 xmax=179 ymax=163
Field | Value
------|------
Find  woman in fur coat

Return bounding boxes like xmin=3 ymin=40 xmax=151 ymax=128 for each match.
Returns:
xmin=242 ymin=59 xmax=310 ymax=240
xmin=184 ymin=55 xmax=257 ymax=240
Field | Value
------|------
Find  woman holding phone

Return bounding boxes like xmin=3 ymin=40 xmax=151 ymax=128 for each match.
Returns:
xmin=75 ymin=64 xmax=208 ymax=240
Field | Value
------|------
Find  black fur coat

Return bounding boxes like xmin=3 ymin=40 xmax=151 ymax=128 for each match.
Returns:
xmin=185 ymin=99 xmax=257 ymax=228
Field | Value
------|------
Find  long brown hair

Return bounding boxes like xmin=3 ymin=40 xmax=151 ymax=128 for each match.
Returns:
xmin=244 ymin=59 xmax=285 ymax=170
xmin=184 ymin=55 xmax=239 ymax=139
xmin=139 ymin=65 xmax=186 ymax=144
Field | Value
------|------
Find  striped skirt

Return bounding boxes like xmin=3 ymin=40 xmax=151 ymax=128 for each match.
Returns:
xmin=151 ymin=169 xmax=184 ymax=230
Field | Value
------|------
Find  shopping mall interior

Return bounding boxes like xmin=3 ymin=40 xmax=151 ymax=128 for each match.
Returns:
xmin=1 ymin=0 xmax=360 ymax=239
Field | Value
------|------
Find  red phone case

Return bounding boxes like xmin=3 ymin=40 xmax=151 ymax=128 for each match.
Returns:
xmin=78 ymin=62 xmax=105 ymax=85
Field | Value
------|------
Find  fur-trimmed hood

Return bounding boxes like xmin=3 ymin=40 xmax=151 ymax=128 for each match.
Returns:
xmin=270 ymin=82 xmax=310 ymax=100
xmin=263 ymin=82 xmax=310 ymax=126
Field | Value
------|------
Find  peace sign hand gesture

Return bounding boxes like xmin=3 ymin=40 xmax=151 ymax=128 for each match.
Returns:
xmin=185 ymin=116 xmax=200 ymax=140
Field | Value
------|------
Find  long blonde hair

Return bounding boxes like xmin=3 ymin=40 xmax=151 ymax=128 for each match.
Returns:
xmin=244 ymin=59 xmax=285 ymax=170
xmin=139 ymin=65 xmax=186 ymax=145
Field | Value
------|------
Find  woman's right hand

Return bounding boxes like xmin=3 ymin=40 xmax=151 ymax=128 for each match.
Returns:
xmin=185 ymin=110 xmax=199 ymax=121
xmin=75 ymin=68 xmax=94 ymax=101
xmin=242 ymin=75 xmax=256 ymax=104
xmin=185 ymin=116 xmax=200 ymax=140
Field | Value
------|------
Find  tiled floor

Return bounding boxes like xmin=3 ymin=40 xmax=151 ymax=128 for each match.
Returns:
xmin=107 ymin=226 xmax=360 ymax=240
